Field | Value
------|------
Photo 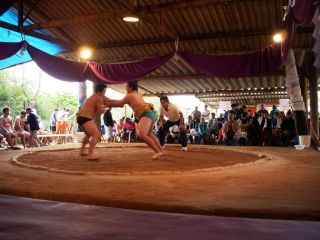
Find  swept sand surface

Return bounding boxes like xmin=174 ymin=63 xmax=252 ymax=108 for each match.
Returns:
xmin=0 ymin=143 xmax=320 ymax=220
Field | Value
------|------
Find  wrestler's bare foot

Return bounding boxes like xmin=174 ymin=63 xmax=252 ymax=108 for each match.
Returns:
xmin=87 ymin=154 xmax=99 ymax=161
xmin=80 ymin=151 xmax=88 ymax=156
xmin=152 ymin=152 xmax=165 ymax=159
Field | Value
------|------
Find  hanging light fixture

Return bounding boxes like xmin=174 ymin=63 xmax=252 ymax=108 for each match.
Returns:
xmin=79 ymin=47 xmax=93 ymax=60
xmin=123 ymin=16 xmax=140 ymax=22
xmin=273 ymin=33 xmax=283 ymax=43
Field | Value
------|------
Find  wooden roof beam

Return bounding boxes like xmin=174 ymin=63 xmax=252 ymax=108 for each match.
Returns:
xmin=0 ymin=20 xmax=73 ymax=47
xmin=140 ymin=72 xmax=285 ymax=82
xmin=91 ymin=27 xmax=312 ymax=51
xmin=142 ymin=87 xmax=288 ymax=97
xmin=24 ymin=10 xmax=128 ymax=31
xmin=136 ymin=0 xmax=267 ymax=13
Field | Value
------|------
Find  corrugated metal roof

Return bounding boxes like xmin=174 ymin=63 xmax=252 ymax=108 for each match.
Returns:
xmin=13 ymin=0 xmax=313 ymax=105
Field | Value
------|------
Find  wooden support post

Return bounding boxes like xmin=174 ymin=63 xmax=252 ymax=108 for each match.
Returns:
xmin=299 ymin=72 xmax=308 ymax=112
xmin=92 ymin=83 xmax=102 ymax=142
xmin=308 ymin=53 xmax=319 ymax=147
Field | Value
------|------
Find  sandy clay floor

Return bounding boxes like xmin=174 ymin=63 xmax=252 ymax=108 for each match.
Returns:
xmin=0 ymin=143 xmax=320 ymax=220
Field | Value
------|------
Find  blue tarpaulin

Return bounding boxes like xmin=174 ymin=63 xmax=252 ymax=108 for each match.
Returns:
xmin=0 ymin=10 xmax=65 ymax=70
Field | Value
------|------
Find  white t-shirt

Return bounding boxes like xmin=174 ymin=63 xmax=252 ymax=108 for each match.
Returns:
xmin=202 ymin=110 xmax=210 ymax=121
xmin=160 ymin=103 xmax=181 ymax=122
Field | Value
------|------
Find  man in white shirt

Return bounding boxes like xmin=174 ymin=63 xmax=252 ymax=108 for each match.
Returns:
xmin=158 ymin=96 xmax=188 ymax=151
xmin=201 ymin=105 xmax=210 ymax=122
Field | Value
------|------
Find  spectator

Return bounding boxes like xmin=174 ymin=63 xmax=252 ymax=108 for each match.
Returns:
xmin=115 ymin=118 xmax=124 ymax=142
xmin=198 ymin=117 xmax=207 ymax=144
xmin=38 ymin=116 xmax=52 ymax=145
xmin=246 ymin=116 xmax=261 ymax=146
xmin=0 ymin=133 xmax=4 ymax=148
xmin=260 ymin=110 xmax=272 ymax=146
xmin=14 ymin=110 xmax=30 ymax=148
xmin=281 ymin=111 xmax=296 ymax=146
xmin=270 ymin=105 xmax=280 ymax=119
xmin=103 ymin=108 xmax=114 ymax=142
xmin=123 ymin=117 xmax=136 ymax=143
xmin=167 ymin=125 xmax=180 ymax=144
xmin=189 ymin=115 xmax=200 ymax=144
xmin=26 ymin=108 xmax=43 ymax=147
xmin=191 ymin=106 xmax=201 ymax=121
xmin=258 ymin=104 xmax=268 ymax=118
xmin=207 ymin=112 xmax=219 ymax=136
xmin=241 ymin=111 xmax=249 ymax=124
xmin=0 ymin=107 xmax=19 ymax=150
xmin=50 ymin=109 xmax=59 ymax=132
xmin=201 ymin=105 xmax=210 ymax=122
xmin=30 ymin=101 xmax=37 ymax=116
xmin=222 ymin=112 xmax=240 ymax=146
xmin=185 ymin=115 xmax=193 ymax=132
xmin=158 ymin=96 xmax=188 ymax=151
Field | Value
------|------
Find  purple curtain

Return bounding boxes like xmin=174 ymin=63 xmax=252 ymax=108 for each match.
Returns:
xmin=0 ymin=41 xmax=23 ymax=60
xmin=284 ymin=0 xmax=317 ymax=59
xmin=26 ymin=44 xmax=174 ymax=83
xmin=27 ymin=45 xmax=91 ymax=82
xmin=0 ymin=0 xmax=17 ymax=16
xmin=88 ymin=52 xmax=174 ymax=83
xmin=289 ymin=0 xmax=317 ymax=26
xmin=178 ymin=44 xmax=283 ymax=78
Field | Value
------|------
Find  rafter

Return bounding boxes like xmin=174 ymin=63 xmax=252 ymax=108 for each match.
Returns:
xmin=0 ymin=20 xmax=73 ymax=47
xmin=24 ymin=10 xmax=128 ymax=31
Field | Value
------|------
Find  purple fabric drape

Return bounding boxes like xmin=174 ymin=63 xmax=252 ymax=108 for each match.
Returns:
xmin=178 ymin=44 xmax=282 ymax=78
xmin=26 ymin=44 xmax=174 ymax=83
xmin=0 ymin=41 xmax=23 ymax=60
xmin=289 ymin=0 xmax=317 ymax=26
xmin=27 ymin=45 xmax=91 ymax=82
xmin=89 ymin=52 xmax=174 ymax=83
xmin=0 ymin=0 xmax=17 ymax=16
xmin=284 ymin=0 xmax=317 ymax=59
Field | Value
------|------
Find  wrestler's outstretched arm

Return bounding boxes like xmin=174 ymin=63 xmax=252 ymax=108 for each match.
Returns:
xmin=105 ymin=95 xmax=129 ymax=108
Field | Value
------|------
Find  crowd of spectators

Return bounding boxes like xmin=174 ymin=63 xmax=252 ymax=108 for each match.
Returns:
xmin=102 ymin=102 xmax=298 ymax=148
xmin=0 ymin=105 xmax=72 ymax=149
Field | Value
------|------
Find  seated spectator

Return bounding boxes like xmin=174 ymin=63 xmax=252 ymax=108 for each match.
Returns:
xmin=14 ymin=110 xmax=30 ymax=148
xmin=0 ymin=107 xmax=20 ymax=150
xmin=0 ymin=133 xmax=4 ymax=148
xmin=123 ymin=117 xmax=136 ymax=143
xmin=241 ymin=111 xmax=249 ymax=124
xmin=207 ymin=113 xmax=219 ymax=136
xmin=222 ymin=112 xmax=240 ymax=146
xmin=198 ymin=117 xmax=207 ymax=144
xmin=103 ymin=108 xmax=114 ymax=143
xmin=166 ymin=125 xmax=180 ymax=144
xmin=260 ymin=110 xmax=272 ymax=146
xmin=114 ymin=118 xmax=124 ymax=142
xmin=38 ymin=116 xmax=52 ymax=145
xmin=281 ymin=111 xmax=296 ymax=146
xmin=185 ymin=115 xmax=193 ymax=132
xmin=246 ymin=116 xmax=261 ymax=146
xmin=189 ymin=116 xmax=200 ymax=144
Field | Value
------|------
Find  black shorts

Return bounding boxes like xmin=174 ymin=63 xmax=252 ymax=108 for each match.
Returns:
xmin=77 ymin=116 xmax=92 ymax=126
xmin=50 ymin=126 xmax=56 ymax=132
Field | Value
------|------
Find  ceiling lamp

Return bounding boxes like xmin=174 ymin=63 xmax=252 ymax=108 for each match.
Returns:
xmin=123 ymin=16 xmax=140 ymax=22
xmin=273 ymin=33 xmax=283 ymax=43
xmin=79 ymin=47 xmax=93 ymax=60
